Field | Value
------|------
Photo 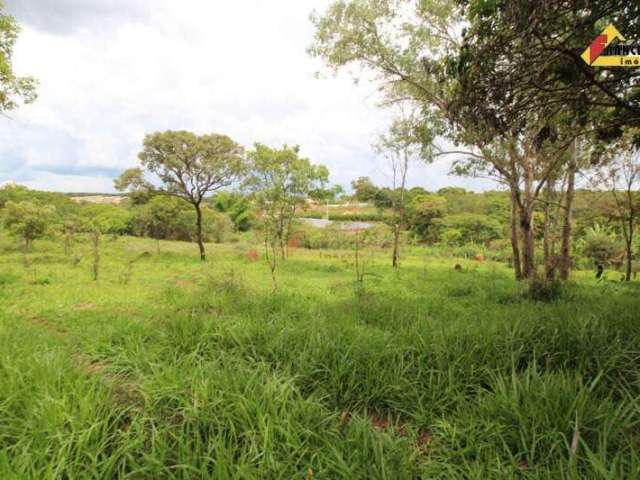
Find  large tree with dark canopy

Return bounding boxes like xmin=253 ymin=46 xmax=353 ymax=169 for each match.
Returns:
xmin=310 ymin=0 xmax=640 ymax=284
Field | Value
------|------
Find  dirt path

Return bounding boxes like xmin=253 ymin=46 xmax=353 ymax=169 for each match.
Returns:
xmin=25 ymin=314 xmax=141 ymax=404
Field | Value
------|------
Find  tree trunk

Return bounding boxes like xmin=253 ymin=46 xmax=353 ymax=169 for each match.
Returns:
xmin=625 ymin=237 xmax=632 ymax=282
xmin=624 ymin=211 xmax=634 ymax=281
xmin=559 ymin=141 xmax=577 ymax=281
xmin=509 ymin=187 xmax=523 ymax=280
xmin=543 ymin=181 xmax=556 ymax=282
xmin=392 ymin=223 xmax=400 ymax=269
xmin=23 ymin=237 xmax=30 ymax=267
xmin=520 ymin=207 xmax=535 ymax=279
xmin=92 ymin=231 xmax=100 ymax=281
xmin=520 ymin=156 xmax=536 ymax=279
xmin=194 ymin=202 xmax=206 ymax=261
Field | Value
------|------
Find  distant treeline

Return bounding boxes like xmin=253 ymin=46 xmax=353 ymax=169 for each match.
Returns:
xmin=0 ymin=181 xmax=637 ymax=269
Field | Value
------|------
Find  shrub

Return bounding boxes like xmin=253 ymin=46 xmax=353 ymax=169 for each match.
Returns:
xmin=434 ymin=213 xmax=502 ymax=246
xmin=2 ymin=201 xmax=58 ymax=249
xmin=579 ymin=225 xmax=623 ymax=265
xmin=202 ymin=208 xmax=234 ymax=243
xmin=79 ymin=204 xmax=133 ymax=236
xmin=211 ymin=192 xmax=255 ymax=232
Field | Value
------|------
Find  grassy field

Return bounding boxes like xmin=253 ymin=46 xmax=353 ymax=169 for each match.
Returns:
xmin=1 ymin=234 xmax=640 ymax=479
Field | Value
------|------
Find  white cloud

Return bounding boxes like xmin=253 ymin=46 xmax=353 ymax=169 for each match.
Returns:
xmin=1 ymin=0 xmax=497 ymax=193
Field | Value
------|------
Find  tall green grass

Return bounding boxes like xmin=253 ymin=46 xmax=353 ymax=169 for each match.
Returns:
xmin=1 ymin=234 xmax=639 ymax=478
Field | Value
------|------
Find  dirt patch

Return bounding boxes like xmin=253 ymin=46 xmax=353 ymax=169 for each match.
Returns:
xmin=27 ymin=315 xmax=68 ymax=336
xmin=339 ymin=410 xmax=433 ymax=453
xmin=75 ymin=302 xmax=98 ymax=311
xmin=174 ymin=279 xmax=191 ymax=288
xmin=73 ymin=353 xmax=108 ymax=375
xmin=416 ymin=430 xmax=433 ymax=452
xmin=25 ymin=315 xmax=142 ymax=406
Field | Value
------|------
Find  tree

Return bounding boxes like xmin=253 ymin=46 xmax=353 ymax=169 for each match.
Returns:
xmin=456 ymin=0 xmax=640 ymax=144
xmin=2 ymin=201 xmax=56 ymax=251
xmin=309 ymin=184 xmax=345 ymax=219
xmin=375 ymin=110 xmax=421 ymax=268
xmin=113 ymin=167 xmax=153 ymax=204
xmin=447 ymin=0 xmax=640 ymax=282
xmin=407 ymin=194 xmax=447 ymax=240
xmin=350 ymin=177 xmax=378 ymax=202
xmin=593 ymin=132 xmax=640 ymax=281
xmin=212 ymin=192 xmax=255 ymax=231
xmin=310 ymin=0 xmax=624 ymax=286
xmin=310 ymin=0 xmax=546 ymax=277
xmin=79 ymin=204 xmax=132 ymax=237
xmin=245 ymin=143 xmax=329 ymax=287
xmin=115 ymin=131 xmax=245 ymax=260
xmin=0 ymin=2 xmax=37 ymax=114
xmin=434 ymin=213 xmax=503 ymax=246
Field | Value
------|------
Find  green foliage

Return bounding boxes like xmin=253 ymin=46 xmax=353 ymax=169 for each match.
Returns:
xmin=434 ymin=212 xmax=503 ymax=246
xmin=79 ymin=204 xmax=133 ymax=236
xmin=407 ymin=193 xmax=447 ymax=239
xmin=131 ymin=196 xmax=192 ymax=241
xmin=580 ymin=225 xmax=624 ymax=265
xmin=113 ymin=167 xmax=153 ymax=204
xmin=117 ymin=130 xmax=246 ymax=260
xmin=301 ymin=210 xmax=390 ymax=222
xmin=212 ymin=192 xmax=254 ymax=232
xmin=0 ymin=3 xmax=37 ymax=113
xmin=350 ymin=176 xmax=378 ymax=202
xmin=2 ymin=201 xmax=57 ymax=248
xmin=245 ymin=143 xmax=329 ymax=260
xmin=0 ymin=184 xmax=77 ymax=215
xmin=202 ymin=207 xmax=234 ymax=244
xmin=134 ymin=130 xmax=245 ymax=204
xmin=130 ymin=196 xmax=233 ymax=243
xmin=309 ymin=184 xmax=344 ymax=204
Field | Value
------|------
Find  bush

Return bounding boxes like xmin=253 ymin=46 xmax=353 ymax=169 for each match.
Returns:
xmin=526 ymin=275 xmax=564 ymax=302
xmin=434 ymin=213 xmax=502 ymax=246
xmin=211 ymin=192 xmax=255 ymax=232
xmin=297 ymin=223 xmax=394 ymax=250
xmin=299 ymin=211 xmax=391 ymax=222
xmin=79 ymin=204 xmax=133 ymax=236
xmin=579 ymin=225 xmax=623 ymax=265
xmin=202 ymin=209 xmax=234 ymax=243
xmin=129 ymin=197 xmax=233 ymax=243
xmin=486 ymin=239 xmax=512 ymax=263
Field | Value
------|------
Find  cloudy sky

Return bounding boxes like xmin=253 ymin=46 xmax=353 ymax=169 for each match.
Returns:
xmin=1 ymin=0 xmax=496 ymax=193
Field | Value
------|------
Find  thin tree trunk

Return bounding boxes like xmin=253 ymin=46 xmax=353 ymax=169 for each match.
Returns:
xmin=509 ymin=187 xmax=523 ymax=280
xmin=392 ymin=223 xmax=400 ymax=269
xmin=521 ymin=156 xmax=536 ymax=279
xmin=520 ymin=208 xmax=535 ymax=279
xmin=194 ymin=202 xmax=206 ymax=261
xmin=23 ymin=237 xmax=30 ymax=267
xmin=391 ymin=188 xmax=400 ymax=268
xmin=560 ymin=140 xmax=577 ymax=280
xmin=391 ymin=149 xmax=408 ymax=270
xmin=543 ymin=181 xmax=556 ymax=282
xmin=624 ymin=209 xmax=634 ymax=281
xmin=92 ymin=231 xmax=100 ymax=281
xmin=625 ymin=238 xmax=632 ymax=282
xmin=264 ymin=229 xmax=278 ymax=292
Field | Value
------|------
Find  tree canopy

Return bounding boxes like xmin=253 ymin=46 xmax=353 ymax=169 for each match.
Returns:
xmin=0 ymin=1 xmax=37 ymax=113
xmin=116 ymin=130 xmax=245 ymax=260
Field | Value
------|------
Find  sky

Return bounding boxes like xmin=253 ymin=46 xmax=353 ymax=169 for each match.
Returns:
xmin=1 ymin=0 xmax=497 ymax=193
